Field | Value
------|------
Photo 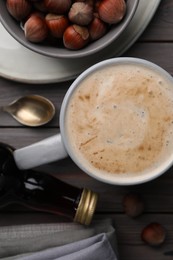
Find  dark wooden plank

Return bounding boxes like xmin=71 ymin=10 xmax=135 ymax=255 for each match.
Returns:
xmin=0 ymin=2 xmax=172 ymax=259
xmin=115 ymin=214 xmax=173 ymax=260
xmin=0 ymin=128 xmax=58 ymax=148
xmin=124 ymin=42 xmax=173 ymax=76
xmin=140 ymin=0 xmax=173 ymax=41
xmin=118 ymin=245 xmax=173 ymax=260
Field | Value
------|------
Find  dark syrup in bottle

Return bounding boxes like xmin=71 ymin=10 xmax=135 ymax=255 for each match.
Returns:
xmin=0 ymin=143 xmax=98 ymax=225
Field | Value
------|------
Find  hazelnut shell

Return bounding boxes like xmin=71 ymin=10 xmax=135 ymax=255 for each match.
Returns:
xmin=141 ymin=223 xmax=166 ymax=246
xmin=122 ymin=192 xmax=144 ymax=218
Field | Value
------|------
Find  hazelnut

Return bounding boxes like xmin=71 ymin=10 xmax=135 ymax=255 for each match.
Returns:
xmin=5 ymin=0 xmax=128 ymax=51
xmin=24 ymin=15 xmax=48 ymax=42
xmin=141 ymin=223 xmax=166 ymax=246
xmin=98 ymin=0 xmax=126 ymax=24
xmin=88 ymin=15 xmax=107 ymax=41
xmin=68 ymin=2 xmax=93 ymax=26
xmin=45 ymin=14 xmax=69 ymax=38
xmin=6 ymin=0 xmax=32 ymax=21
xmin=122 ymin=192 xmax=144 ymax=218
xmin=44 ymin=0 xmax=72 ymax=14
xmin=63 ymin=24 xmax=89 ymax=50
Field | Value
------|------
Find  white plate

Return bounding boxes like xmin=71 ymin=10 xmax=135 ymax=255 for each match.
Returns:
xmin=0 ymin=0 xmax=161 ymax=84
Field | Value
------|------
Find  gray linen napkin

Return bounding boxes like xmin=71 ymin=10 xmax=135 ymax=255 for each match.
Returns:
xmin=5 ymin=233 xmax=116 ymax=260
xmin=0 ymin=218 xmax=118 ymax=260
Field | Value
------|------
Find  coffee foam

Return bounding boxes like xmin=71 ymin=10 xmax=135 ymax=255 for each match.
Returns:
xmin=66 ymin=64 xmax=173 ymax=177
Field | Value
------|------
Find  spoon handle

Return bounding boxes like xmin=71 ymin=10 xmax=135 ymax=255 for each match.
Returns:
xmin=0 ymin=106 xmax=6 ymax=112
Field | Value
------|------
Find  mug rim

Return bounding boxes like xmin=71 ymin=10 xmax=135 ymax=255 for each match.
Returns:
xmin=60 ymin=57 xmax=173 ymax=185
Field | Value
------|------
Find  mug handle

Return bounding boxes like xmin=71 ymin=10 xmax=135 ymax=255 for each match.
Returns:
xmin=13 ymin=134 xmax=68 ymax=170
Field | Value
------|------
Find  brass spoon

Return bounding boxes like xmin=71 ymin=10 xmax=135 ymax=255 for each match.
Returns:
xmin=1 ymin=95 xmax=55 ymax=127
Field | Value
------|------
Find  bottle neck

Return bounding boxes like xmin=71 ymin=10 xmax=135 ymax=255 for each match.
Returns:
xmin=18 ymin=170 xmax=83 ymax=219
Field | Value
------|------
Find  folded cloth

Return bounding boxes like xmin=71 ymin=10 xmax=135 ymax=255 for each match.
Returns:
xmin=0 ymin=218 xmax=118 ymax=260
xmin=5 ymin=233 xmax=117 ymax=260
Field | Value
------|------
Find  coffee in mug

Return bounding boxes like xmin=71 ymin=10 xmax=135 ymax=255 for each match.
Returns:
xmin=14 ymin=58 xmax=173 ymax=185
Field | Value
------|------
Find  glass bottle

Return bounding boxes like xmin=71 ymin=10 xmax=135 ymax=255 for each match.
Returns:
xmin=0 ymin=142 xmax=98 ymax=225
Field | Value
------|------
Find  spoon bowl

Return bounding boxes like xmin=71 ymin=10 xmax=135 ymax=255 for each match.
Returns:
xmin=1 ymin=95 xmax=55 ymax=127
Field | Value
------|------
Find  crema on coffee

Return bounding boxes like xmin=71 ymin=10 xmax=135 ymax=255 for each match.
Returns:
xmin=66 ymin=63 xmax=173 ymax=177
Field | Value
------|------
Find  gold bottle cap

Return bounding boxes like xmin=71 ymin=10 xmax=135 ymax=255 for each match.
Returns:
xmin=74 ymin=188 xmax=98 ymax=226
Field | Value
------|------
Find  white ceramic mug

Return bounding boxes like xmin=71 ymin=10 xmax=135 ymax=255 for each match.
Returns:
xmin=14 ymin=57 xmax=173 ymax=185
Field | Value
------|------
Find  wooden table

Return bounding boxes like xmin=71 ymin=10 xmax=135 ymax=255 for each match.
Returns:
xmin=0 ymin=0 xmax=173 ymax=259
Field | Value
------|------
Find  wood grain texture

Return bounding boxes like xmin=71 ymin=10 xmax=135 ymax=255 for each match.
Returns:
xmin=140 ymin=0 xmax=173 ymax=41
xmin=0 ymin=0 xmax=173 ymax=259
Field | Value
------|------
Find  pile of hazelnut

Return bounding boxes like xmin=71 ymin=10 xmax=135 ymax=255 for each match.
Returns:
xmin=6 ymin=0 xmax=127 ymax=50
xmin=123 ymin=192 xmax=166 ymax=247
